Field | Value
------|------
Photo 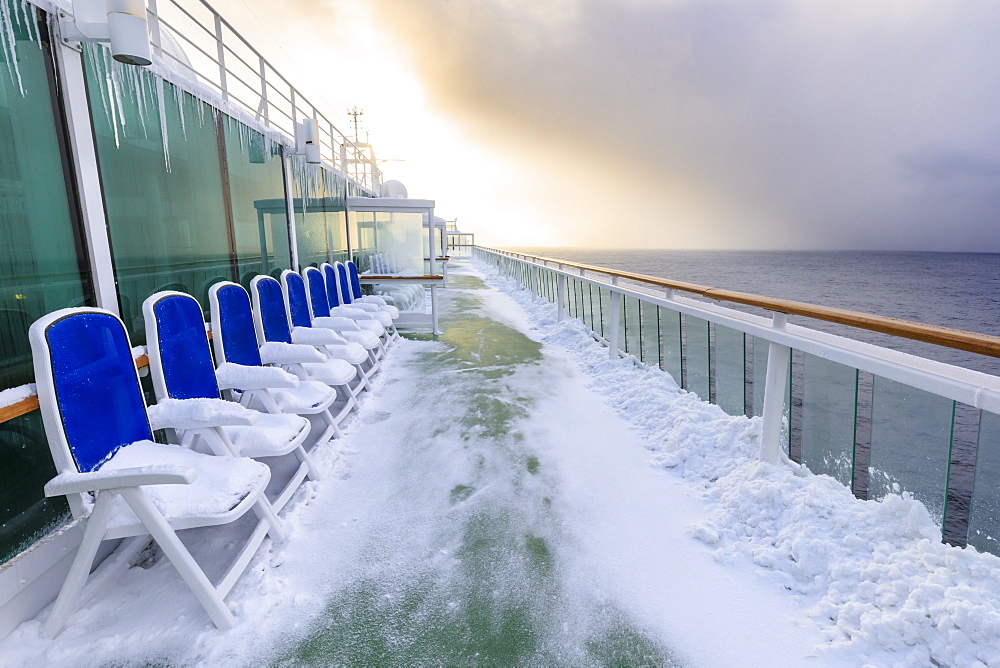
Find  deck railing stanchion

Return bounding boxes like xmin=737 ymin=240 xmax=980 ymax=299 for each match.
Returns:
xmin=557 ymin=267 xmax=566 ymax=322
xmin=609 ymin=277 xmax=622 ymax=360
xmin=759 ymin=313 xmax=791 ymax=465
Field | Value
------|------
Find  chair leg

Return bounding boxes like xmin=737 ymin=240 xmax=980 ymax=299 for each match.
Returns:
xmin=42 ymin=492 xmax=117 ymax=638
xmin=119 ymin=487 xmax=236 ymax=630
xmin=250 ymin=496 xmax=287 ymax=543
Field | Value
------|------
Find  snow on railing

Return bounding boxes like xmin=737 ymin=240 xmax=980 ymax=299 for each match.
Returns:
xmin=475 ymin=246 xmax=1000 ymax=555
xmin=144 ymin=0 xmax=382 ymax=192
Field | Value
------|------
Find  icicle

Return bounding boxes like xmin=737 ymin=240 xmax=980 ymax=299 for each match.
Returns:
xmin=172 ymin=85 xmax=186 ymax=142
xmin=0 ymin=0 xmax=25 ymax=95
xmin=156 ymin=76 xmax=171 ymax=172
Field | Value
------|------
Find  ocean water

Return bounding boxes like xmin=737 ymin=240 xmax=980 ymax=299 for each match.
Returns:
xmin=509 ymin=249 xmax=1000 ymax=547
xmin=511 ymin=249 xmax=1000 ymax=376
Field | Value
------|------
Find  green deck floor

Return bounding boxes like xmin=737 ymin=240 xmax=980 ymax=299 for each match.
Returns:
xmin=276 ymin=266 xmax=680 ymax=667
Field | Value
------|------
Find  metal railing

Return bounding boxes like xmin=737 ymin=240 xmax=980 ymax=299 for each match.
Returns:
xmin=145 ymin=0 xmax=382 ymax=192
xmin=475 ymin=246 xmax=1000 ymax=555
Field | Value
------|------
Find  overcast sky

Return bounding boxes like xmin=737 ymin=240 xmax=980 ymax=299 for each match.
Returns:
xmin=219 ymin=0 xmax=1000 ymax=250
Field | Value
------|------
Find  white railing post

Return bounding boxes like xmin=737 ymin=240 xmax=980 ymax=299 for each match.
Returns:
xmin=257 ymin=56 xmax=268 ymax=123
xmin=530 ymin=265 xmax=539 ymax=298
xmin=609 ymin=277 xmax=622 ymax=360
xmin=214 ymin=14 xmax=227 ymax=102
xmin=557 ymin=268 xmax=566 ymax=322
xmin=759 ymin=313 xmax=791 ymax=464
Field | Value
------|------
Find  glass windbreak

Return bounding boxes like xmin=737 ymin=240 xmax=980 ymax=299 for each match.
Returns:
xmin=640 ymin=302 xmax=660 ymax=368
xmin=224 ymin=118 xmax=289 ymax=285
xmin=969 ymin=412 xmax=1000 ymax=554
xmin=799 ymin=354 xmax=857 ymax=486
xmin=868 ymin=376 xmax=954 ymax=527
xmin=85 ymin=45 xmax=232 ymax=339
xmin=350 ymin=211 xmax=424 ymax=275
xmin=0 ymin=3 xmax=79 ymax=562
xmin=660 ymin=309 xmax=682 ymax=386
xmin=714 ymin=325 xmax=745 ymax=416
xmin=684 ymin=315 xmax=710 ymax=401
xmin=289 ymin=158 xmax=348 ymax=270
xmin=598 ymin=287 xmax=611 ymax=339
xmin=624 ymin=295 xmax=640 ymax=356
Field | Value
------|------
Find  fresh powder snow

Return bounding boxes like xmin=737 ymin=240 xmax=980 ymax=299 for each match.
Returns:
xmin=1 ymin=260 xmax=997 ymax=665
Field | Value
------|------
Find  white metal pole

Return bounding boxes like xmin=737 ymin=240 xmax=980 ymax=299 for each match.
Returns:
xmin=557 ymin=272 xmax=566 ymax=322
xmin=55 ymin=40 xmax=120 ymax=315
xmin=759 ymin=313 xmax=790 ymax=464
xmin=214 ymin=14 xmax=227 ymax=102
xmin=281 ymin=148 xmax=299 ymax=270
xmin=609 ymin=277 xmax=622 ymax=360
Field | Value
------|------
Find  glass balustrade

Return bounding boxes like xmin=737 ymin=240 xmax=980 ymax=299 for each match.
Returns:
xmin=475 ymin=250 xmax=1000 ymax=550
xmin=868 ymin=376 xmax=955 ymax=527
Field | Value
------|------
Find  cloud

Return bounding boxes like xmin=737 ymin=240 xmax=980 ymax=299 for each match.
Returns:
xmin=362 ymin=0 xmax=1000 ymax=250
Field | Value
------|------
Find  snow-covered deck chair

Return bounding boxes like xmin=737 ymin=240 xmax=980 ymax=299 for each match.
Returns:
xmin=251 ymin=275 xmax=376 ymax=393
xmin=30 ymin=308 xmax=283 ymax=636
xmin=281 ymin=270 xmax=384 ymax=368
xmin=209 ymin=282 xmax=353 ymax=443
xmin=143 ymin=291 xmax=320 ymax=512
xmin=344 ymin=260 xmax=401 ymax=316
xmin=327 ymin=262 xmax=400 ymax=343
xmin=302 ymin=266 xmax=388 ymax=350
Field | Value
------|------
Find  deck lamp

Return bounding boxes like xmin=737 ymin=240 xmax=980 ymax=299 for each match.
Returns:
xmin=61 ymin=0 xmax=152 ymax=67
xmin=294 ymin=119 xmax=322 ymax=164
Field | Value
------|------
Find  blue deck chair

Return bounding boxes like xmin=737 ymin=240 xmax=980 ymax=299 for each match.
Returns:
xmin=302 ymin=266 xmax=387 ymax=344
xmin=326 ymin=262 xmax=400 ymax=343
xmin=324 ymin=262 xmax=397 ymax=326
xmin=29 ymin=308 xmax=283 ymax=636
xmin=344 ymin=260 xmax=401 ymax=317
xmin=143 ymin=290 xmax=321 ymax=512
xmin=208 ymin=282 xmax=352 ymax=442
xmin=281 ymin=270 xmax=384 ymax=368
xmin=251 ymin=275 xmax=376 ymax=393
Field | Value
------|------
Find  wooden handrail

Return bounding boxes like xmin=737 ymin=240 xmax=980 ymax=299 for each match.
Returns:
xmin=479 ymin=246 xmax=1000 ymax=359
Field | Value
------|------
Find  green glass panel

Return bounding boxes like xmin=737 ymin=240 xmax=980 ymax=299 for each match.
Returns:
xmin=598 ymin=287 xmax=611 ymax=339
xmin=291 ymin=158 xmax=347 ymax=270
xmin=868 ymin=376 xmax=954 ymax=527
xmin=752 ymin=336 xmax=769 ymax=417
xmin=685 ymin=315 xmax=710 ymax=401
xmin=223 ymin=117 xmax=289 ymax=284
xmin=799 ymin=354 xmax=857 ymax=486
xmin=714 ymin=325 xmax=745 ymax=416
xmin=624 ymin=295 xmax=640 ymax=355
xmin=85 ymin=45 xmax=232 ymax=341
xmin=0 ymin=4 xmax=78 ymax=561
xmin=660 ymin=308 xmax=682 ymax=385
xmin=969 ymin=412 xmax=1000 ymax=554
xmin=580 ymin=281 xmax=590 ymax=326
xmin=640 ymin=301 xmax=660 ymax=368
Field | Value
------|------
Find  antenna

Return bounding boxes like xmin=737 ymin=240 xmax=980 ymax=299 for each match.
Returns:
xmin=347 ymin=107 xmax=364 ymax=142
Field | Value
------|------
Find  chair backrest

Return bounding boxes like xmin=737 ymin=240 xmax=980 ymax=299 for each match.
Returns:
xmin=143 ymin=291 xmax=222 ymax=402
xmin=346 ymin=261 xmax=364 ymax=300
xmin=208 ymin=282 xmax=263 ymax=367
xmin=302 ymin=266 xmax=331 ymax=318
xmin=250 ymin=275 xmax=293 ymax=344
xmin=334 ymin=263 xmax=353 ymax=305
xmin=321 ymin=263 xmax=343 ymax=307
xmin=280 ymin=270 xmax=313 ymax=329
xmin=29 ymin=309 xmax=154 ymax=481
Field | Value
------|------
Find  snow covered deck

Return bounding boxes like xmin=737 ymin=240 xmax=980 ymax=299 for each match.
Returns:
xmin=1 ymin=260 xmax=998 ymax=665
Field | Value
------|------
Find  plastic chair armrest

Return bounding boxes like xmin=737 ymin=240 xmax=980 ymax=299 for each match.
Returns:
xmin=45 ymin=466 xmax=197 ymax=496
xmin=313 ymin=316 xmax=361 ymax=331
xmin=258 ymin=341 xmax=326 ymax=364
xmin=290 ymin=327 xmax=348 ymax=346
xmin=216 ymin=362 xmax=300 ymax=390
xmin=147 ymin=397 xmax=260 ymax=430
